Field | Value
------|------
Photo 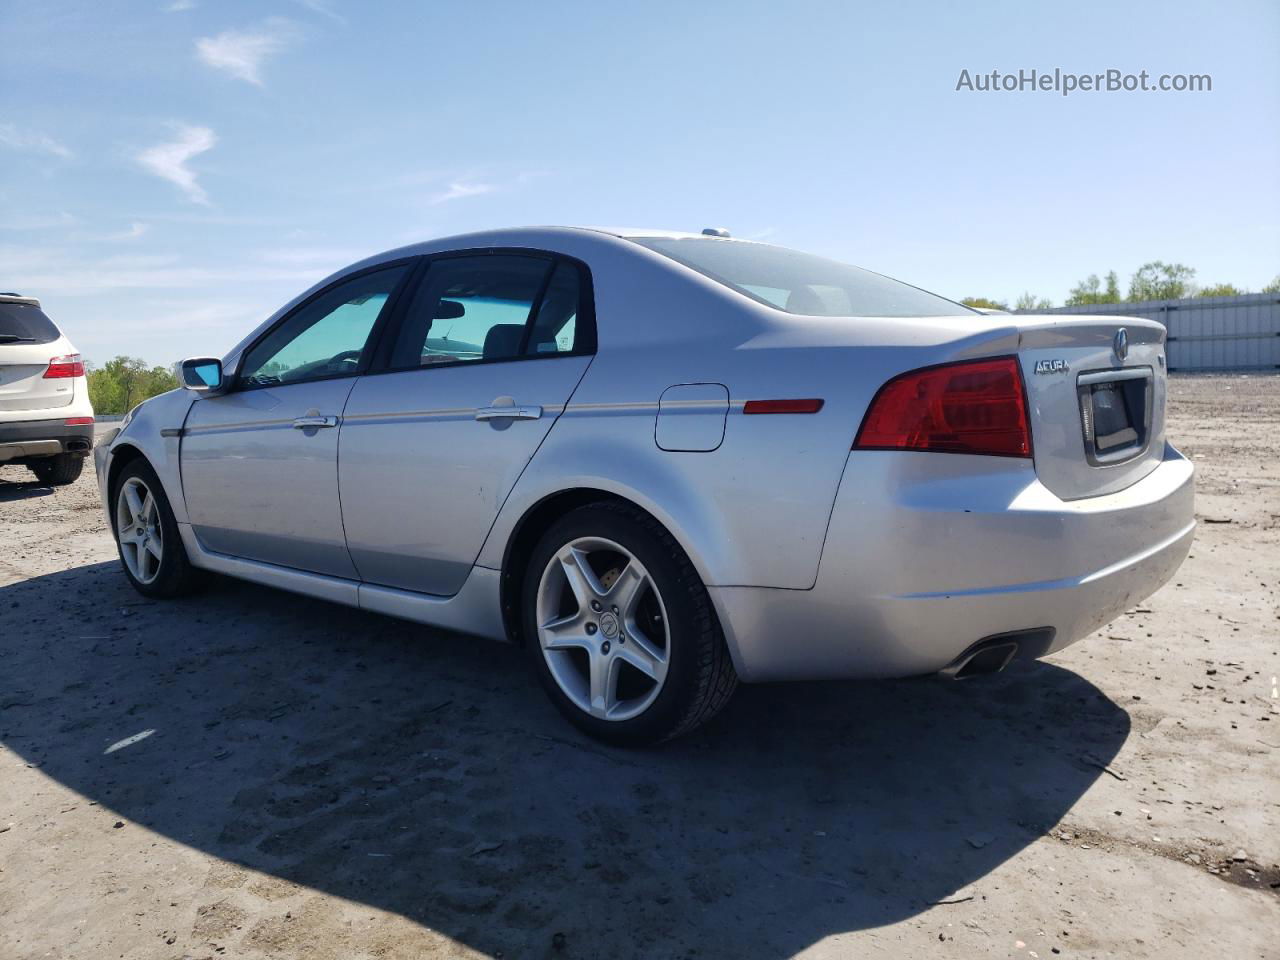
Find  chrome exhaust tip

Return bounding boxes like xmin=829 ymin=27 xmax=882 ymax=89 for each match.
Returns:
xmin=941 ymin=628 xmax=1056 ymax=680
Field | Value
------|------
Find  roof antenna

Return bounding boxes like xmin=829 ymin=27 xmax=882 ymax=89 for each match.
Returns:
xmin=701 ymin=227 xmax=731 ymax=238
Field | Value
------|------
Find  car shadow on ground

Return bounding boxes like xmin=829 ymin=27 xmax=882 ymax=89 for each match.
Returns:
xmin=0 ymin=475 xmax=54 ymax=502
xmin=0 ymin=561 xmax=1128 ymax=959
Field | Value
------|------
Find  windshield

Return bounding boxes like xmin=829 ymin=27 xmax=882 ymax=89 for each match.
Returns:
xmin=0 ymin=301 xmax=60 ymax=344
xmin=632 ymin=237 xmax=975 ymax=318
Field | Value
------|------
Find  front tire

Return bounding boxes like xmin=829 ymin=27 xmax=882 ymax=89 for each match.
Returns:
xmin=111 ymin=459 xmax=201 ymax=598
xmin=523 ymin=502 xmax=738 ymax=745
xmin=29 ymin=453 xmax=83 ymax=486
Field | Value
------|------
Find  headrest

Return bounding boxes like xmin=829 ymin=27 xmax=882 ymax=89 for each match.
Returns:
xmin=483 ymin=323 xmax=525 ymax=359
xmin=784 ymin=285 xmax=827 ymax=315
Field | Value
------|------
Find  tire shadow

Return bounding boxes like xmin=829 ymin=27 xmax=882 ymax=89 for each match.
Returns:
xmin=0 ymin=561 xmax=1128 ymax=959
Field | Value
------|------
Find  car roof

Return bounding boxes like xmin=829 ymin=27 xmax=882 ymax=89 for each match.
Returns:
xmin=385 ymin=226 xmax=748 ymax=255
xmin=580 ymin=227 xmax=727 ymax=240
xmin=343 ymin=226 xmax=759 ymax=278
xmin=0 ymin=293 xmax=41 ymax=306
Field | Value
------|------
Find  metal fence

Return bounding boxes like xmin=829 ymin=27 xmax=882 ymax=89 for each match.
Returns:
xmin=1033 ymin=293 xmax=1280 ymax=372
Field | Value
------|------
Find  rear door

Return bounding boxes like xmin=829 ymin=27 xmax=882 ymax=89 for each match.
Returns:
xmin=0 ymin=299 xmax=74 ymax=414
xmin=181 ymin=262 xmax=412 ymax=577
xmin=339 ymin=251 xmax=593 ymax=595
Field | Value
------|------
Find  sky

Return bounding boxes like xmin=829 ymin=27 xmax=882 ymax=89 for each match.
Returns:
xmin=2 ymin=0 xmax=1278 ymax=367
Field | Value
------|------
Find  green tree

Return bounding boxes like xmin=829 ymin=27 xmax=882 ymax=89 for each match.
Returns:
xmin=1014 ymin=292 xmax=1053 ymax=311
xmin=961 ymin=296 xmax=1008 ymax=311
xmin=1128 ymin=261 xmax=1195 ymax=302
xmin=1065 ymin=271 xmax=1122 ymax=306
xmin=1195 ymin=283 xmax=1245 ymax=298
xmin=86 ymin=356 xmax=180 ymax=415
xmin=1261 ymin=275 xmax=1280 ymax=294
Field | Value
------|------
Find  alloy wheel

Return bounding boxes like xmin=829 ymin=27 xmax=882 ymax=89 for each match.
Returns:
xmin=115 ymin=476 xmax=163 ymax=584
xmin=535 ymin=536 xmax=671 ymax=721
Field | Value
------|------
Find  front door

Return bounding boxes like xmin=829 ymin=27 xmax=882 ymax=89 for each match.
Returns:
xmin=181 ymin=263 xmax=411 ymax=577
xmin=339 ymin=253 xmax=593 ymax=594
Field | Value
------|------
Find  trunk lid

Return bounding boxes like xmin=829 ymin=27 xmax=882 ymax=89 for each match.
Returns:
xmin=1013 ymin=315 xmax=1167 ymax=500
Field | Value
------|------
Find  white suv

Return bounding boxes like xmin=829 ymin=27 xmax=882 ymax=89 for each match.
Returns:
xmin=0 ymin=293 xmax=94 ymax=485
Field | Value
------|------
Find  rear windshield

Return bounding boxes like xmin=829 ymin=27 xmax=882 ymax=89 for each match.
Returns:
xmin=632 ymin=237 xmax=974 ymax=318
xmin=0 ymin=302 xmax=60 ymax=344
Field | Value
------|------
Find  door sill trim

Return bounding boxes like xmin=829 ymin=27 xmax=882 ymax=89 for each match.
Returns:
xmin=178 ymin=524 xmax=506 ymax=642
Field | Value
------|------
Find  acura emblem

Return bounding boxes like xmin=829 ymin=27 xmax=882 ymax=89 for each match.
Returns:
xmin=1113 ymin=327 xmax=1129 ymax=362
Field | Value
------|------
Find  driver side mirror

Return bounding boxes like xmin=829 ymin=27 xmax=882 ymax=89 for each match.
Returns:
xmin=180 ymin=357 xmax=225 ymax=394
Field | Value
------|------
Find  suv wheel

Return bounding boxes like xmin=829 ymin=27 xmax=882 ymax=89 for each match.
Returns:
xmin=523 ymin=502 xmax=738 ymax=745
xmin=29 ymin=453 xmax=83 ymax=486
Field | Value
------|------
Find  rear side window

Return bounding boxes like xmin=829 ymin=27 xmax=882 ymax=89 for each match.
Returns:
xmin=524 ymin=260 xmax=586 ymax=355
xmin=0 ymin=302 xmax=60 ymax=344
xmin=632 ymin=237 xmax=975 ymax=318
xmin=388 ymin=255 xmax=556 ymax=368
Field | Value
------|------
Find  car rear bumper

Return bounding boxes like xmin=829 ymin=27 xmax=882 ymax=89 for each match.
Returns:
xmin=709 ymin=443 xmax=1195 ymax=682
xmin=0 ymin=418 xmax=95 ymax=462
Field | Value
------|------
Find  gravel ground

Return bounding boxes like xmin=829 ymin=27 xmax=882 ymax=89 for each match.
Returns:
xmin=1 ymin=373 xmax=1276 ymax=959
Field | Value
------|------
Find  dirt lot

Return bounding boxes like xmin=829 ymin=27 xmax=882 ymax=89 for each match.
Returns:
xmin=1 ymin=374 xmax=1276 ymax=959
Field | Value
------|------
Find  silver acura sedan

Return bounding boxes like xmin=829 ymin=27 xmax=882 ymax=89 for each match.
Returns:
xmin=95 ymin=227 xmax=1195 ymax=744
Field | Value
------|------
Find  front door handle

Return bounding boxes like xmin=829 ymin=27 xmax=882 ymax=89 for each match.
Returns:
xmin=475 ymin=400 xmax=542 ymax=422
xmin=292 ymin=415 xmax=339 ymax=429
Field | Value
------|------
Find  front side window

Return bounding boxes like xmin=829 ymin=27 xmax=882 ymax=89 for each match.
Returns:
xmin=632 ymin=237 xmax=975 ymax=318
xmin=389 ymin=254 xmax=566 ymax=368
xmin=240 ymin=264 xmax=409 ymax=388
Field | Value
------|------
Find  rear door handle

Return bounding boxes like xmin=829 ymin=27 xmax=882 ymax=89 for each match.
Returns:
xmin=292 ymin=415 xmax=339 ymax=429
xmin=475 ymin=404 xmax=542 ymax=422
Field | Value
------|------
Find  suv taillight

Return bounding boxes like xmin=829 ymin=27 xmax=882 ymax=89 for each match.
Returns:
xmin=44 ymin=354 xmax=85 ymax=378
xmin=853 ymin=356 xmax=1032 ymax=458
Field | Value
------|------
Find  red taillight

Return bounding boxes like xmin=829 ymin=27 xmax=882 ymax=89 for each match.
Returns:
xmin=853 ymin=356 xmax=1032 ymax=458
xmin=65 ymin=417 xmax=94 ymax=426
xmin=743 ymin=398 xmax=825 ymax=415
xmin=44 ymin=354 xmax=85 ymax=378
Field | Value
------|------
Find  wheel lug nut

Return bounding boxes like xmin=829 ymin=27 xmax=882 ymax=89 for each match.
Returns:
xmin=590 ymin=600 xmax=601 ymax=612
xmin=586 ymin=623 xmax=597 ymax=635
xmin=612 ymin=605 xmax=619 ymax=615
xmin=601 ymin=641 xmax=611 ymax=654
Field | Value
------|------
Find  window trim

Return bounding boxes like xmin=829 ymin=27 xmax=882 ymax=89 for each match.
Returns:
xmin=232 ymin=257 xmax=418 ymax=393
xmin=364 ymin=246 xmax=598 ymax=378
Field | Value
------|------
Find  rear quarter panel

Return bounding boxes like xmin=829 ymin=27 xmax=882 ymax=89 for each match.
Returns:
xmin=479 ymin=240 xmax=1024 ymax=591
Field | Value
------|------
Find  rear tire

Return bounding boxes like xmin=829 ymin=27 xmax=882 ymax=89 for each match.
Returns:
xmin=110 ymin=458 xmax=202 ymax=598
xmin=29 ymin=453 xmax=83 ymax=486
xmin=523 ymin=501 xmax=738 ymax=746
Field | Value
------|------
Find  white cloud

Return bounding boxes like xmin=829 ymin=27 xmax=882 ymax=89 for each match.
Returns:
xmin=3 ymin=245 xmax=330 ymax=301
xmin=163 ymin=0 xmax=196 ymax=10
xmin=430 ymin=181 xmax=495 ymax=205
xmin=259 ymin=247 xmax=366 ymax=267
xmin=106 ymin=222 xmax=150 ymax=241
xmin=195 ymin=19 xmax=295 ymax=86
xmin=0 ymin=123 xmax=72 ymax=159
xmin=137 ymin=125 xmax=217 ymax=205
xmin=0 ymin=211 xmax=78 ymax=231
xmin=291 ymin=0 xmax=345 ymax=24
